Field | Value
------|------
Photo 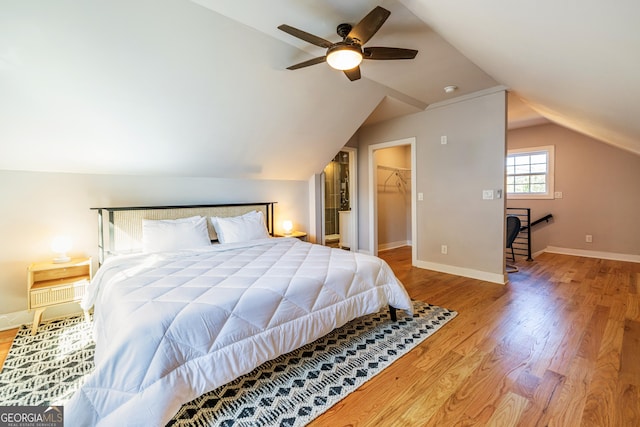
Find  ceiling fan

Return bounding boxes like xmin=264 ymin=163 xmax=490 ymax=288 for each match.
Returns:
xmin=278 ymin=6 xmax=418 ymax=81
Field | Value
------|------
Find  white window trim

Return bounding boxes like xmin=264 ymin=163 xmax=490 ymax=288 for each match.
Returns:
xmin=506 ymin=145 xmax=555 ymax=200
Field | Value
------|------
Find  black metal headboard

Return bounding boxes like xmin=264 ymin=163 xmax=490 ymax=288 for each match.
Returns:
xmin=90 ymin=202 xmax=276 ymax=264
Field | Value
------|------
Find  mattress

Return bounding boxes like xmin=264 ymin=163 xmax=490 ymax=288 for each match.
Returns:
xmin=65 ymin=238 xmax=412 ymax=426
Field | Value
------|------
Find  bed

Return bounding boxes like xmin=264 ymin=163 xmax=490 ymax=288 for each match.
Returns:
xmin=65 ymin=203 xmax=413 ymax=426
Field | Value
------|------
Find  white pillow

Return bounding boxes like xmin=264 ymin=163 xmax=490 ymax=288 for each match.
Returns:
xmin=210 ymin=210 xmax=270 ymax=244
xmin=142 ymin=216 xmax=211 ymax=253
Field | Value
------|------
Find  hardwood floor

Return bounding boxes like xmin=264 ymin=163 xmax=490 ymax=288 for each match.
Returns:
xmin=310 ymin=247 xmax=640 ymax=426
xmin=0 ymin=327 xmax=18 ymax=370
xmin=1 ymin=248 xmax=638 ymax=426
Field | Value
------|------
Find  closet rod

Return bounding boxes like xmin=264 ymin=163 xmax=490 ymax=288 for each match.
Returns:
xmin=377 ymin=164 xmax=411 ymax=172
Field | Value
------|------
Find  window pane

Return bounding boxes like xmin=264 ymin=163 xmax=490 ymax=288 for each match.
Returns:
xmin=515 ymin=164 xmax=530 ymax=174
xmin=530 ymin=154 xmax=547 ymax=164
xmin=531 ymin=163 xmax=547 ymax=173
xmin=515 ymin=176 xmax=530 ymax=184
xmin=530 ymin=174 xmax=546 ymax=184
xmin=506 ymin=157 xmax=515 ymax=166
xmin=506 ymin=165 xmax=515 ymax=175
xmin=515 ymin=156 xmax=530 ymax=165
xmin=506 ymin=184 xmax=514 ymax=193
xmin=506 ymin=176 xmax=514 ymax=185
xmin=515 ymin=184 xmax=529 ymax=193
xmin=531 ymin=184 xmax=546 ymax=193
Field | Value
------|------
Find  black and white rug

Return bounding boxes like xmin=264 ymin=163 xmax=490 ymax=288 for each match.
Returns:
xmin=0 ymin=301 xmax=456 ymax=426
xmin=0 ymin=314 xmax=94 ymax=406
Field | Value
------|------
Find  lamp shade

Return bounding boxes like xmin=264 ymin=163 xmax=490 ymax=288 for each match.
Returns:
xmin=51 ymin=235 xmax=72 ymax=263
xmin=282 ymin=220 xmax=293 ymax=235
xmin=326 ymin=44 xmax=363 ymax=71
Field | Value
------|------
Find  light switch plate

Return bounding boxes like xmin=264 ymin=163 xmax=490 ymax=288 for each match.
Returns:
xmin=482 ymin=190 xmax=494 ymax=200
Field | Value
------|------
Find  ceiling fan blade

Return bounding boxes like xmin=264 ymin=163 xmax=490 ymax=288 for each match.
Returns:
xmin=347 ymin=6 xmax=391 ymax=45
xmin=363 ymin=47 xmax=418 ymax=60
xmin=286 ymin=56 xmax=327 ymax=70
xmin=343 ymin=66 xmax=361 ymax=81
xmin=278 ymin=24 xmax=333 ymax=49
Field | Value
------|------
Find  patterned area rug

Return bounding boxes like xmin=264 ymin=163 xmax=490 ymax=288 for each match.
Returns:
xmin=0 ymin=301 xmax=456 ymax=426
xmin=0 ymin=315 xmax=94 ymax=406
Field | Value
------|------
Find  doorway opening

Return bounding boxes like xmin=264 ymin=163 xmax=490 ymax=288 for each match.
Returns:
xmin=368 ymin=138 xmax=416 ymax=264
xmin=322 ymin=147 xmax=357 ymax=250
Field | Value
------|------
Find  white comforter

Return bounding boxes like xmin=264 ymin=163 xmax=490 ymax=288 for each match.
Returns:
xmin=65 ymin=238 xmax=412 ymax=426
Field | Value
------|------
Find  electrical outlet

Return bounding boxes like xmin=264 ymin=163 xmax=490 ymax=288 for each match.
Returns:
xmin=440 ymin=135 xmax=447 ymax=145
xmin=585 ymin=234 xmax=593 ymax=243
xmin=418 ymin=192 xmax=424 ymax=201
xmin=441 ymin=245 xmax=448 ymax=254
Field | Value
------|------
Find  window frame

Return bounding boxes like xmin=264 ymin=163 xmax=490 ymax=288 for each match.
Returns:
xmin=506 ymin=145 xmax=555 ymax=200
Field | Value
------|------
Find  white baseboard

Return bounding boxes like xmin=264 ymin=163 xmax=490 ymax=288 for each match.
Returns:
xmin=532 ymin=248 xmax=547 ymax=258
xmin=544 ymin=246 xmax=640 ymax=263
xmin=378 ymin=240 xmax=411 ymax=252
xmin=0 ymin=305 xmax=84 ymax=332
xmin=414 ymin=260 xmax=507 ymax=285
xmin=0 ymin=310 xmax=32 ymax=332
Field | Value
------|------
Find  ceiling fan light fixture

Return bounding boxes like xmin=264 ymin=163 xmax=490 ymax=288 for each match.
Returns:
xmin=279 ymin=6 xmax=417 ymax=81
xmin=326 ymin=44 xmax=363 ymax=71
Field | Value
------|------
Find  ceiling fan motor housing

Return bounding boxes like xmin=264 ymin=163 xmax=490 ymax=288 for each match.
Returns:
xmin=327 ymin=42 xmax=362 ymax=56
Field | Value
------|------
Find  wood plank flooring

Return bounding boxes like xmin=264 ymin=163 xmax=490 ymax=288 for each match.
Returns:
xmin=1 ymin=248 xmax=638 ymax=426
xmin=0 ymin=328 xmax=17 ymax=370
xmin=310 ymin=247 xmax=640 ymax=426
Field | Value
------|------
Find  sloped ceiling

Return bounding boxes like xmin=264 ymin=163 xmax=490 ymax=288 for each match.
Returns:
xmin=1 ymin=1 xmax=637 ymax=182
xmin=402 ymin=0 xmax=640 ymax=154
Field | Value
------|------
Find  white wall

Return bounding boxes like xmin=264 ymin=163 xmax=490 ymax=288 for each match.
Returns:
xmin=0 ymin=170 xmax=308 ymax=329
xmin=358 ymin=89 xmax=507 ymax=283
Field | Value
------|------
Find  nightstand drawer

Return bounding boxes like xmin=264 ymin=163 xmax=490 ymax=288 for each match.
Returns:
xmin=30 ymin=279 xmax=88 ymax=308
xmin=32 ymin=264 xmax=89 ymax=282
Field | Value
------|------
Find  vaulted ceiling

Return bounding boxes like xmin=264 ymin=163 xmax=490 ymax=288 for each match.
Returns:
xmin=1 ymin=0 xmax=638 ymax=181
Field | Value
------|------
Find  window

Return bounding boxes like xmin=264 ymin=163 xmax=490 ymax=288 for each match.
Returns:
xmin=506 ymin=145 xmax=554 ymax=199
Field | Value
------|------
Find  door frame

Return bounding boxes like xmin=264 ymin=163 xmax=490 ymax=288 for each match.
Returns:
xmin=368 ymin=137 xmax=416 ymax=264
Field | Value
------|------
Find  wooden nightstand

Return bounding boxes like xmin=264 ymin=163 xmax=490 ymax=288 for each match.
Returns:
xmin=275 ymin=231 xmax=307 ymax=241
xmin=27 ymin=257 xmax=92 ymax=335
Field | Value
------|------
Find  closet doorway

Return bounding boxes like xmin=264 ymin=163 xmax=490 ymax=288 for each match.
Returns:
xmin=368 ymin=138 xmax=416 ymax=263
xmin=322 ymin=147 xmax=357 ymax=250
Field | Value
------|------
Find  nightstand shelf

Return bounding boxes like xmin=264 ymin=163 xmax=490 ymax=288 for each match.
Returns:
xmin=27 ymin=257 xmax=92 ymax=335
